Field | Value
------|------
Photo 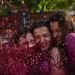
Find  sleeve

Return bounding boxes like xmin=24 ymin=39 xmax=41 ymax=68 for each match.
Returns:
xmin=65 ymin=33 xmax=75 ymax=66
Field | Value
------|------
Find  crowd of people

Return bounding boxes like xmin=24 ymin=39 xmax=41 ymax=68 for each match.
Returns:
xmin=0 ymin=11 xmax=75 ymax=75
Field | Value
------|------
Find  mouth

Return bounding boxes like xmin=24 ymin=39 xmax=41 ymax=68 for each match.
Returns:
xmin=41 ymin=43 xmax=47 ymax=46
xmin=40 ymin=43 xmax=48 ymax=49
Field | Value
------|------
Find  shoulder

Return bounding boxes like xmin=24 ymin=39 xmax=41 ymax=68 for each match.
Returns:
xmin=66 ymin=33 xmax=75 ymax=40
xmin=65 ymin=33 xmax=75 ymax=47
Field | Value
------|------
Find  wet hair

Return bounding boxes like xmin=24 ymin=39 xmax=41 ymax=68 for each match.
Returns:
xmin=30 ymin=20 xmax=53 ymax=50
xmin=49 ymin=11 xmax=75 ymax=73
xmin=30 ymin=20 xmax=50 ymax=34
xmin=49 ymin=11 xmax=75 ymax=36
xmin=13 ymin=27 xmax=30 ymax=44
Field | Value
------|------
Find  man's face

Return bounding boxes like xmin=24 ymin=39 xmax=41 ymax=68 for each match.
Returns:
xmin=49 ymin=21 xmax=62 ymax=44
xmin=34 ymin=26 xmax=51 ymax=51
xmin=26 ymin=33 xmax=35 ymax=47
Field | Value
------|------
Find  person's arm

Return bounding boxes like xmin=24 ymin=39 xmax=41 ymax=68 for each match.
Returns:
xmin=50 ymin=47 xmax=66 ymax=75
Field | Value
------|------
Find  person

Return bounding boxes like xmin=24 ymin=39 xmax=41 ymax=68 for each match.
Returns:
xmin=65 ymin=33 xmax=75 ymax=73
xmin=4 ymin=28 xmax=15 ymax=42
xmin=14 ymin=28 xmax=28 ymax=48
xmin=0 ymin=27 xmax=33 ymax=75
xmin=31 ymin=21 xmax=51 ymax=51
xmin=31 ymin=21 xmax=66 ymax=75
xmin=0 ymin=27 xmax=17 ymax=50
xmin=48 ymin=11 xmax=75 ymax=75
xmin=26 ymin=32 xmax=35 ymax=47
xmin=12 ymin=27 xmax=37 ymax=75
xmin=49 ymin=11 xmax=74 ymax=46
xmin=25 ymin=29 xmax=35 ymax=48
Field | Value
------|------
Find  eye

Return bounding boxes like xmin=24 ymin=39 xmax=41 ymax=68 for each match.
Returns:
xmin=35 ymin=36 xmax=40 ymax=40
xmin=43 ymin=34 xmax=49 ymax=37
xmin=31 ymin=40 xmax=34 ymax=43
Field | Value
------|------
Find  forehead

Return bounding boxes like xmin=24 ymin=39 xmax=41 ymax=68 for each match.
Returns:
xmin=34 ymin=26 xmax=50 ymax=36
xmin=26 ymin=33 xmax=34 ymax=40
xmin=50 ymin=21 xmax=60 ymax=30
xmin=26 ymin=33 xmax=33 ymax=37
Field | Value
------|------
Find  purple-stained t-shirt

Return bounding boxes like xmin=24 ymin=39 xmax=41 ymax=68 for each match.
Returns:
xmin=65 ymin=33 xmax=75 ymax=67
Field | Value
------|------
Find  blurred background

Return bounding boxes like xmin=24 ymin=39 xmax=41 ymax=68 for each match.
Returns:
xmin=0 ymin=0 xmax=75 ymax=37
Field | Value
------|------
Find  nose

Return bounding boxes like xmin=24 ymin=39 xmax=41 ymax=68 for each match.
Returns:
xmin=40 ymin=37 xmax=45 ymax=43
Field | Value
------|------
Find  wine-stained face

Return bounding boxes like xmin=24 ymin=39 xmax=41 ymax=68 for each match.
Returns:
xmin=33 ymin=26 xmax=51 ymax=51
xmin=26 ymin=33 xmax=35 ymax=47
xmin=49 ymin=21 xmax=63 ymax=44
xmin=19 ymin=35 xmax=28 ymax=48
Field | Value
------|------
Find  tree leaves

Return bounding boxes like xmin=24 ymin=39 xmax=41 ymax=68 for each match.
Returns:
xmin=0 ymin=0 xmax=75 ymax=13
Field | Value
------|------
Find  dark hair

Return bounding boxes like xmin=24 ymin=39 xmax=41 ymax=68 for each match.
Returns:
xmin=30 ymin=20 xmax=50 ymax=34
xmin=30 ymin=20 xmax=53 ymax=50
xmin=13 ymin=27 xmax=30 ymax=44
xmin=49 ymin=11 xmax=74 ymax=73
xmin=49 ymin=11 xmax=75 ymax=36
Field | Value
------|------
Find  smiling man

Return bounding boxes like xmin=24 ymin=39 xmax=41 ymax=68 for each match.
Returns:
xmin=31 ymin=21 xmax=66 ymax=75
xmin=31 ymin=21 xmax=51 ymax=51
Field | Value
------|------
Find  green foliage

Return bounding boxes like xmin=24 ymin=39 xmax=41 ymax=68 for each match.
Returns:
xmin=0 ymin=0 xmax=75 ymax=13
xmin=22 ymin=0 xmax=75 ymax=12
xmin=0 ymin=8 xmax=7 ymax=15
xmin=9 ymin=0 xmax=22 ymax=7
